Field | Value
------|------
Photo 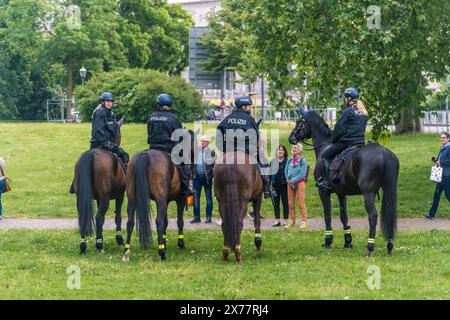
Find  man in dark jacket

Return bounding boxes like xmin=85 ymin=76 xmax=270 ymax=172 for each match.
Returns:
xmin=317 ymin=87 xmax=368 ymax=190
xmin=191 ymin=136 xmax=216 ymax=224
xmin=90 ymin=92 xmax=129 ymax=164
xmin=147 ymin=93 xmax=194 ymax=199
xmin=216 ymin=96 xmax=272 ymax=198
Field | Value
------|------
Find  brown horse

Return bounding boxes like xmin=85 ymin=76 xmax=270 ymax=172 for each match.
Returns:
xmin=123 ymin=129 xmax=195 ymax=261
xmin=213 ymin=151 xmax=264 ymax=264
xmin=73 ymin=123 xmax=126 ymax=254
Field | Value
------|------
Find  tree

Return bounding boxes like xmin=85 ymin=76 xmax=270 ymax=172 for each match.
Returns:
xmin=205 ymin=0 xmax=450 ymax=140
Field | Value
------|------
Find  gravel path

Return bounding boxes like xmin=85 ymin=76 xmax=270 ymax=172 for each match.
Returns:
xmin=0 ymin=217 xmax=449 ymax=231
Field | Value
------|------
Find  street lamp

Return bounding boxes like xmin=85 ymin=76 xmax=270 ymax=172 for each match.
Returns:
xmin=79 ymin=66 xmax=87 ymax=85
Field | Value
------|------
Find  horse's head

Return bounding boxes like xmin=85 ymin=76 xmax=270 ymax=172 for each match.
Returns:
xmin=113 ymin=116 xmax=125 ymax=146
xmin=289 ymin=109 xmax=311 ymax=144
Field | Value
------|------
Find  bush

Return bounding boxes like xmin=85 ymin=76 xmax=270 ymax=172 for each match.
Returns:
xmin=74 ymin=68 xmax=204 ymax=122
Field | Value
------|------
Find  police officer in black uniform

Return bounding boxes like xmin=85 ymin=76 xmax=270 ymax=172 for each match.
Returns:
xmin=317 ymin=87 xmax=368 ymax=190
xmin=90 ymin=92 xmax=129 ymax=165
xmin=216 ymin=96 xmax=273 ymax=198
xmin=70 ymin=92 xmax=129 ymax=193
xmin=147 ymin=93 xmax=194 ymax=199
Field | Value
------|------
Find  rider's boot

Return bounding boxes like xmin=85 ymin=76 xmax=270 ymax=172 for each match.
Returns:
xmin=317 ymin=159 xmax=332 ymax=190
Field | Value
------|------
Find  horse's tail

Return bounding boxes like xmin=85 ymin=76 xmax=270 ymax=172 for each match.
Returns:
xmin=380 ymin=151 xmax=399 ymax=241
xmin=76 ymin=151 xmax=95 ymax=238
xmin=134 ymin=152 xmax=152 ymax=248
xmin=223 ymin=181 xmax=241 ymax=249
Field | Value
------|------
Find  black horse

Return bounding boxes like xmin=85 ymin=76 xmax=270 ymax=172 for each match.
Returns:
xmin=289 ymin=109 xmax=399 ymax=257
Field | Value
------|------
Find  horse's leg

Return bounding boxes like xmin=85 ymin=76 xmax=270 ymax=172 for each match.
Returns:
xmin=114 ymin=193 xmax=125 ymax=246
xmin=234 ymin=206 xmax=246 ymax=264
xmin=338 ymin=195 xmax=352 ymax=248
xmin=155 ymin=200 xmax=168 ymax=261
xmin=176 ymin=198 xmax=185 ymax=249
xmin=95 ymin=198 xmax=109 ymax=252
xmin=253 ymin=197 xmax=263 ymax=251
xmin=364 ymin=192 xmax=378 ymax=257
xmin=122 ymin=200 xmax=136 ymax=262
xmin=319 ymin=189 xmax=333 ymax=248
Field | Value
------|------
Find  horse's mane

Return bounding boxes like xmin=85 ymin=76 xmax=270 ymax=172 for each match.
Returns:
xmin=305 ymin=110 xmax=333 ymax=138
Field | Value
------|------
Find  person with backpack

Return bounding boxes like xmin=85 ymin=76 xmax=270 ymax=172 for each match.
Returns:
xmin=284 ymin=143 xmax=309 ymax=229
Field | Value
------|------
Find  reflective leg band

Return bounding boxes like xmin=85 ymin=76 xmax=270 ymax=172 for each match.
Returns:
xmin=235 ymin=245 xmax=241 ymax=250
xmin=96 ymin=239 xmax=103 ymax=244
xmin=178 ymin=235 xmax=184 ymax=239
xmin=116 ymin=231 xmax=122 ymax=236
xmin=255 ymin=233 xmax=261 ymax=238
xmin=344 ymin=228 xmax=352 ymax=235
xmin=159 ymin=244 xmax=166 ymax=249
xmin=80 ymin=239 xmax=86 ymax=243
xmin=163 ymin=235 xmax=168 ymax=240
xmin=325 ymin=230 xmax=333 ymax=236
xmin=368 ymin=238 xmax=375 ymax=244
xmin=125 ymin=244 xmax=130 ymax=249
xmin=224 ymin=246 xmax=230 ymax=251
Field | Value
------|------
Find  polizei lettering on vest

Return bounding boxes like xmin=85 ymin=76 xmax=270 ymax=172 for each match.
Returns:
xmin=150 ymin=116 xmax=168 ymax=121
xmin=227 ymin=118 xmax=247 ymax=125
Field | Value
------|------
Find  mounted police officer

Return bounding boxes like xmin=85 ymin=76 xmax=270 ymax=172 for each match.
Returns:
xmin=317 ymin=87 xmax=368 ymax=190
xmin=70 ymin=92 xmax=128 ymax=193
xmin=147 ymin=93 xmax=194 ymax=199
xmin=216 ymin=96 xmax=273 ymax=198
xmin=90 ymin=92 xmax=129 ymax=165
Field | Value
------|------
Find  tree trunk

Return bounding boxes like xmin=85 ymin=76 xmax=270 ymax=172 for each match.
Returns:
xmin=395 ymin=107 xmax=422 ymax=134
xmin=66 ymin=59 xmax=74 ymax=121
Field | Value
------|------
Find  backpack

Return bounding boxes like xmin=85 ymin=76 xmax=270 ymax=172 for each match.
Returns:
xmin=302 ymin=158 xmax=310 ymax=183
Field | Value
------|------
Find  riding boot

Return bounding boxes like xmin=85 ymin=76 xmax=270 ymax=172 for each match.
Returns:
xmin=317 ymin=159 xmax=332 ymax=190
xmin=177 ymin=164 xmax=194 ymax=198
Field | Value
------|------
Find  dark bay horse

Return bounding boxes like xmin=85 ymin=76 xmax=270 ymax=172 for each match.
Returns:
xmin=73 ymin=124 xmax=126 ymax=254
xmin=289 ymin=109 xmax=399 ymax=257
xmin=123 ymin=130 xmax=195 ymax=261
xmin=214 ymin=151 xmax=264 ymax=264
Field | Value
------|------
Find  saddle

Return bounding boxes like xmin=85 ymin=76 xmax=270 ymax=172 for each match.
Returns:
xmin=329 ymin=143 xmax=364 ymax=181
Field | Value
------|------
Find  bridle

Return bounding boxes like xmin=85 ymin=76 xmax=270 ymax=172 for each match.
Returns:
xmin=291 ymin=119 xmax=327 ymax=151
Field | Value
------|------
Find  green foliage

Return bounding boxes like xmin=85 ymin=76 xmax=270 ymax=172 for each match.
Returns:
xmin=0 ymin=0 xmax=194 ymax=120
xmin=205 ymin=0 xmax=450 ymax=140
xmin=74 ymin=69 xmax=204 ymax=122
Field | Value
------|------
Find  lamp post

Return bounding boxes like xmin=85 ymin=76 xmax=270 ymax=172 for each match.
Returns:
xmin=79 ymin=66 xmax=87 ymax=85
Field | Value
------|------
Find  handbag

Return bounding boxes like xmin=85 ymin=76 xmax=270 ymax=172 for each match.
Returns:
xmin=0 ymin=167 xmax=10 ymax=193
xmin=430 ymin=165 xmax=443 ymax=183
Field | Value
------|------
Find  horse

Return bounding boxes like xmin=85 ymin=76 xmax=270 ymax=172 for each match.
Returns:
xmin=72 ymin=122 xmax=126 ymax=254
xmin=123 ymin=129 xmax=196 ymax=261
xmin=288 ymin=109 xmax=399 ymax=257
xmin=213 ymin=151 xmax=264 ymax=264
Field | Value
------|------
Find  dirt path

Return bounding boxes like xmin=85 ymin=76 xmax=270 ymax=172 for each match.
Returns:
xmin=0 ymin=217 xmax=449 ymax=231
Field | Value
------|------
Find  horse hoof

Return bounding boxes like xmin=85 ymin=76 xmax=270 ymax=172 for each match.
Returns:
xmin=365 ymin=250 xmax=373 ymax=258
xmin=235 ymin=259 xmax=242 ymax=265
xmin=97 ymin=249 xmax=105 ymax=254
xmin=387 ymin=241 xmax=394 ymax=255
xmin=116 ymin=235 xmax=124 ymax=246
xmin=80 ymin=243 xmax=87 ymax=254
xmin=122 ymin=249 xmax=130 ymax=262
xmin=178 ymin=239 xmax=185 ymax=249
xmin=344 ymin=243 xmax=353 ymax=249
xmin=254 ymin=238 xmax=262 ymax=249
xmin=160 ymin=254 xmax=167 ymax=261
xmin=322 ymin=244 xmax=332 ymax=249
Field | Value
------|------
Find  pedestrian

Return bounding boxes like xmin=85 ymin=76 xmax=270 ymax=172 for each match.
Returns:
xmin=424 ymin=132 xmax=450 ymax=220
xmin=284 ymin=143 xmax=308 ymax=229
xmin=0 ymin=157 xmax=6 ymax=220
xmin=271 ymin=145 xmax=289 ymax=227
xmin=191 ymin=136 xmax=216 ymax=224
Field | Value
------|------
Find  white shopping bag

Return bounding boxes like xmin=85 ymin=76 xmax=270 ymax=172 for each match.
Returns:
xmin=430 ymin=165 xmax=443 ymax=183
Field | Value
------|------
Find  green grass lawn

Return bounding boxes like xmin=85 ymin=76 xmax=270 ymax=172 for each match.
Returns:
xmin=0 ymin=122 xmax=448 ymax=219
xmin=0 ymin=228 xmax=449 ymax=299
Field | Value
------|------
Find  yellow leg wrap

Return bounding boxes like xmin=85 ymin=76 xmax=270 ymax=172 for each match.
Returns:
xmin=235 ymin=245 xmax=241 ymax=250
xmin=124 ymin=244 xmax=130 ymax=249
xmin=368 ymin=238 xmax=375 ymax=244
xmin=178 ymin=234 xmax=184 ymax=239
xmin=344 ymin=229 xmax=352 ymax=235
xmin=159 ymin=244 xmax=166 ymax=250
xmin=255 ymin=233 xmax=261 ymax=238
